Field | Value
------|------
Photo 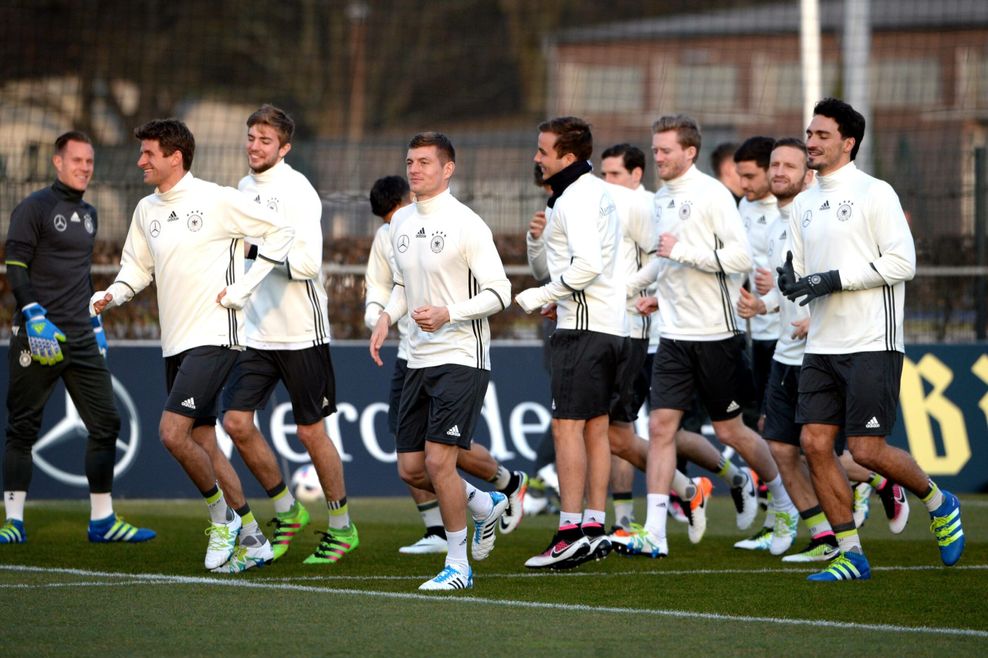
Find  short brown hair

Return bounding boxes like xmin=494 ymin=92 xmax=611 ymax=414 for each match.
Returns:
xmin=134 ymin=119 xmax=195 ymax=171
xmin=247 ymin=104 xmax=295 ymax=146
xmin=408 ymin=131 xmax=455 ymax=163
xmin=538 ymin=116 xmax=593 ymax=161
xmin=652 ymin=114 xmax=702 ymax=154
xmin=55 ymin=130 xmax=91 ymax=154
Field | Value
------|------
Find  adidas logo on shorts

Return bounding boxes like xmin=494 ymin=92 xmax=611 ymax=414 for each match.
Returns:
xmin=181 ymin=397 xmax=197 ymax=410
xmin=446 ymin=425 xmax=461 ymax=437
xmin=865 ymin=416 xmax=880 ymax=429
xmin=726 ymin=400 xmax=740 ymax=413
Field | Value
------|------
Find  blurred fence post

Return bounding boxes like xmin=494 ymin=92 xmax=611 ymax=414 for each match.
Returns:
xmin=976 ymin=147 xmax=986 ymax=340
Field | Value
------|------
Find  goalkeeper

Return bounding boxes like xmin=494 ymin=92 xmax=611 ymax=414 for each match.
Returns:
xmin=2 ymin=131 xmax=154 ymax=545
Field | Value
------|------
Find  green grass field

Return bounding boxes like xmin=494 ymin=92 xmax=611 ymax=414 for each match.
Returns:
xmin=2 ymin=494 xmax=986 ymax=656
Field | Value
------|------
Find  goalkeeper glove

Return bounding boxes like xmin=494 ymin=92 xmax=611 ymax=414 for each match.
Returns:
xmin=776 ymin=250 xmax=797 ymax=295
xmin=91 ymin=314 xmax=108 ymax=358
xmin=22 ymin=303 xmax=66 ymax=366
xmin=785 ymin=270 xmax=842 ymax=306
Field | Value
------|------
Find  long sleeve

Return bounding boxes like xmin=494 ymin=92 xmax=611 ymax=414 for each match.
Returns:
xmin=382 ymin=281 xmax=408 ymax=326
xmin=554 ymin=207 xmax=603 ymax=291
xmin=115 ymin=207 xmax=156 ymax=300
xmin=526 ymin=230 xmax=549 ymax=281
xmin=283 ymin=183 xmax=323 ymax=280
xmin=219 ymin=188 xmax=295 ymax=308
xmin=447 ymin=223 xmax=511 ymax=322
xmin=839 ymin=181 xmax=916 ymax=291
xmin=669 ymin=195 xmax=752 ymax=274
xmin=364 ymin=225 xmax=394 ymax=329
xmin=627 ymin=257 xmax=660 ymax=295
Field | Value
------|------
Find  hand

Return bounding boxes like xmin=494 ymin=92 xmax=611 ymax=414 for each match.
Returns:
xmin=754 ymin=267 xmax=774 ymax=296
xmin=539 ymin=302 xmax=557 ymax=321
xmin=91 ymin=314 xmax=108 ymax=358
xmin=776 ymin=251 xmax=797 ymax=295
xmin=22 ymin=303 xmax=66 ymax=366
xmin=369 ymin=312 xmax=391 ymax=366
xmin=90 ymin=290 xmax=113 ymax=315
xmin=656 ymin=232 xmax=678 ymax=258
xmin=635 ymin=295 xmax=658 ymax=315
xmin=218 ymin=283 xmax=247 ymax=310
xmin=790 ymin=318 xmax=810 ymax=340
xmin=529 ymin=211 xmax=546 ymax=239
xmin=515 ymin=286 xmax=550 ymax=313
xmin=736 ymin=286 xmax=766 ymax=319
xmin=411 ymin=305 xmax=449 ymax=333
xmin=785 ymin=270 xmax=842 ymax=306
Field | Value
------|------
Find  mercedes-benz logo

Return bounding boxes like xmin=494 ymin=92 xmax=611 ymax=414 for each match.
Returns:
xmin=32 ymin=375 xmax=140 ymax=487
xmin=397 ymin=234 xmax=409 ymax=253
xmin=53 ymin=214 xmax=67 ymax=232
xmin=150 ymin=220 xmax=161 ymax=238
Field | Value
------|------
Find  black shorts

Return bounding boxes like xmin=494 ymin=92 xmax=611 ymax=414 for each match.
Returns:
xmin=165 ymin=346 xmax=240 ymax=427
xmin=751 ymin=338 xmax=777 ymax=413
xmin=610 ymin=338 xmax=648 ymax=423
xmin=222 ymin=344 xmax=337 ymax=426
xmin=550 ymin=329 xmax=624 ymax=420
xmin=396 ymin=364 xmax=490 ymax=452
xmin=388 ymin=357 xmax=408 ymax=435
xmin=797 ymin=351 xmax=904 ymax=437
xmin=650 ymin=334 xmax=755 ymax=422
xmin=762 ymin=360 xmax=801 ymax=447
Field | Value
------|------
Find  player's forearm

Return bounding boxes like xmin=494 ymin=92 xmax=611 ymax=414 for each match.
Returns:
xmin=526 ymin=234 xmax=549 ymax=280
xmin=670 ymin=241 xmax=751 ymax=274
xmin=5 ymin=261 xmax=37 ymax=308
xmin=382 ymin=284 xmax=408 ymax=326
xmin=447 ymin=278 xmax=511 ymax=322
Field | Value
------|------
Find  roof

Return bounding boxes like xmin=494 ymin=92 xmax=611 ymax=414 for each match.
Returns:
xmin=553 ymin=0 xmax=988 ymax=44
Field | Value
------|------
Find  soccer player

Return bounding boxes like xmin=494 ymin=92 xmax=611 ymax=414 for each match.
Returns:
xmin=516 ymin=116 xmax=625 ymax=569
xmin=2 ymin=131 xmax=154 ymax=545
xmin=618 ymin=115 xmax=793 ymax=558
xmin=216 ymin=105 xmax=357 ymax=570
xmin=599 ymin=144 xmax=712 ymax=541
xmin=364 ymin=175 xmax=527 ymax=555
xmin=369 ymin=132 xmax=511 ymax=591
xmin=91 ymin=119 xmax=294 ymax=570
xmin=780 ymin=98 xmax=963 ymax=580
xmin=734 ymin=136 xmax=783 ymax=430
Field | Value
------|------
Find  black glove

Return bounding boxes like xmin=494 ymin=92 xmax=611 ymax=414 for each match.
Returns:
xmin=785 ymin=270 xmax=842 ymax=306
xmin=776 ymin=250 xmax=797 ymax=295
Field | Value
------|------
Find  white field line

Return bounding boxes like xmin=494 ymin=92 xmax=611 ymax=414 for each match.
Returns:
xmin=2 ymin=564 xmax=987 ymax=639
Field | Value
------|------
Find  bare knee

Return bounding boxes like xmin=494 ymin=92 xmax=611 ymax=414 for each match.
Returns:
xmin=221 ymin=411 xmax=255 ymax=443
xmin=398 ymin=454 xmax=428 ymax=489
xmin=159 ymin=414 xmax=190 ymax=454
xmin=846 ymin=436 xmax=883 ymax=469
xmin=296 ymin=421 xmax=328 ymax=447
xmin=800 ymin=426 xmax=836 ymax=461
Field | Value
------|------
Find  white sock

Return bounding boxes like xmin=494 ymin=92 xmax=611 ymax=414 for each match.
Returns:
xmin=207 ymin=493 xmax=230 ymax=524
xmin=611 ymin=498 xmax=633 ymax=526
xmin=559 ymin=511 xmax=582 ymax=528
xmin=89 ymin=493 xmax=113 ymax=521
xmin=671 ymin=470 xmax=692 ymax=498
xmin=644 ymin=493 xmax=669 ymax=540
xmin=464 ymin=481 xmax=493 ymax=521
xmin=489 ymin=465 xmax=511 ymax=490
xmin=766 ymin=475 xmax=796 ymax=513
xmin=4 ymin=491 xmax=26 ymax=521
xmin=445 ymin=527 xmax=469 ymax=568
xmin=418 ymin=500 xmax=443 ymax=529
xmin=582 ymin=508 xmax=606 ymax=526
xmin=272 ymin=487 xmax=295 ymax=515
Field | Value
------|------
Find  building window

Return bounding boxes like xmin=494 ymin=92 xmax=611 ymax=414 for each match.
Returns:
xmin=558 ymin=63 xmax=644 ymax=114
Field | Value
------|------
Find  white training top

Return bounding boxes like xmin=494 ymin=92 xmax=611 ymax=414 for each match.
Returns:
xmin=114 ymin=172 xmax=294 ymax=357
xmin=239 ymin=160 xmax=330 ymax=350
xmin=383 ymin=189 xmax=510 ymax=370
xmin=629 ymin=165 xmax=752 ymax=341
xmin=788 ymin=162 xmax=915 ymax=354
xmin=525 ymin=171 xmax=627 ymax=337
xmin=607 ymin=182 xmax=656 ymax=341
xmin=767 ymin=205 xmax=809 ymax=367
xmin=365 ymin=221 xmax=410 ymax=360
xmin=739 ymin=194 xmax=782 ymax=342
